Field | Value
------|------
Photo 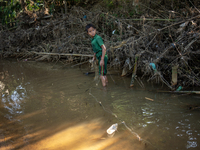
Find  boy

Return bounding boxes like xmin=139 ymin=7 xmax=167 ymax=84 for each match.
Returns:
xmin=86 ymin=24 xmax=108 ymax=87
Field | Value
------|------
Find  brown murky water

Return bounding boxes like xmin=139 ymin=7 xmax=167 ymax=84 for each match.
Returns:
xmin=0 ymin=59 xmax=200 ymax=150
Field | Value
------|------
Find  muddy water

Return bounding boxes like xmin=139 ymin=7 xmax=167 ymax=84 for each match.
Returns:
xmin=0 ymin=59 xmax=200 ymax=150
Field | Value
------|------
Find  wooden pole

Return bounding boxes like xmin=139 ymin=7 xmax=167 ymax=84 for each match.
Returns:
xmin=172 ymin=65 xmax=178 ymax=86
xmin=64 ymin=0 xmax=67 ymax=14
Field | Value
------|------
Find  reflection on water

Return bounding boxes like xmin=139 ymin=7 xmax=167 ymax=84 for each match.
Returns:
xmin=0 ymin=59 xmax=200 ymax=150
xmin=2 ymin=85 xmax=26 ymax=117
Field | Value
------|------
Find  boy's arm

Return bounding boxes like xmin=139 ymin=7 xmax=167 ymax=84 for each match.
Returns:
xmin=100 ymin=45 xmax=106 ymax=66
xmin=92 ymin=53 xmax=96 ymax=61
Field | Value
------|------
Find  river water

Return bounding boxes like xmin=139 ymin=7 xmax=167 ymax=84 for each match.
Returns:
xmin=0 ymin=59 xmax=200 ymax=150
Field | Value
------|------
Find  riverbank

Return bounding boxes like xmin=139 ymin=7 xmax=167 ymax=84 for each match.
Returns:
xmin=0 ymin=1 xmax=200 ymax=89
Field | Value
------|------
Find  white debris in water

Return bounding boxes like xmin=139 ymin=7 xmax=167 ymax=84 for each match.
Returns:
xmin=107 ymin=123 xmax=118 ymax=135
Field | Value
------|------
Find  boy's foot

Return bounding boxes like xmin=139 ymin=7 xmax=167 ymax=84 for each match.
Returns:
xmin=100 ymin=75 xmax=107 ymax=87
xmin=105 ymin=76 xmax=108 ymax=85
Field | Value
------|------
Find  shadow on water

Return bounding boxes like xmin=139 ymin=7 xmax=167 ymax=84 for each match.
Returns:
xmin=0 ymin=59 xmax=200 ymax=150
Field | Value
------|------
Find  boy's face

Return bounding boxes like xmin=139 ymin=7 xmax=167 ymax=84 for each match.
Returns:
xmin=87 ymin=27 xmax=96 ymax=38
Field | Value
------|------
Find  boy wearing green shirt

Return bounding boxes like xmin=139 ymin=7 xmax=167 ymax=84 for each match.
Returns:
xmin=86 ymin=24 xmax=108 ymax=86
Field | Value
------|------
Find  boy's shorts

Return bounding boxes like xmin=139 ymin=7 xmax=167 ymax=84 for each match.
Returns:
xmin=98 ymin=55 xmax=108 ymax=76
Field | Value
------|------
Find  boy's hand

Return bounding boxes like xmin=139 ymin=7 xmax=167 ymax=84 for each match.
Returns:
xmin=92 ymin=56 xmax=96 ymax=62
xmin=92 ymin=53 xmax=96 ymax=62
xmin=100 ymin=59 xmax=104 ymax=66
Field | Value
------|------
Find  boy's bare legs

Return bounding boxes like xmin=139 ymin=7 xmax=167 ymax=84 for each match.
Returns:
xmin=100 ymin=75 xmax=108 ymax=86
xmin=100 ymin=75 xmax=106 ymax=87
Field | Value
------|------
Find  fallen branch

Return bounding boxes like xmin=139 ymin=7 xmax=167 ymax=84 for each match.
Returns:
xmin=158 ymin=15 xmax=200 ymax=32
xmin=121 ymin=18 xmax=176 ymax=21
xmin=158 ymin=90 xmax=200 ymax=94
xmin=31 ymin=51 xmax=93 ymax=57
xmin=145 ymin=97 xmax=154 ymax=101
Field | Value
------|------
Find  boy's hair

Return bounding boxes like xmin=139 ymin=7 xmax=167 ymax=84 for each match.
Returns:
xmin=85 ymin=24 xmax=96 ymax=32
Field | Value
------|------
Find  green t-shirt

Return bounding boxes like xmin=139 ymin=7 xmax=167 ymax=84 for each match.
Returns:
xmin=91 ymin=34 xmax=104 ymax=58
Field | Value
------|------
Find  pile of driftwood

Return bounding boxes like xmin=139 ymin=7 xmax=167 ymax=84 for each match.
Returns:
xmin=0 ymin=4 xmax=200 ymax=89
